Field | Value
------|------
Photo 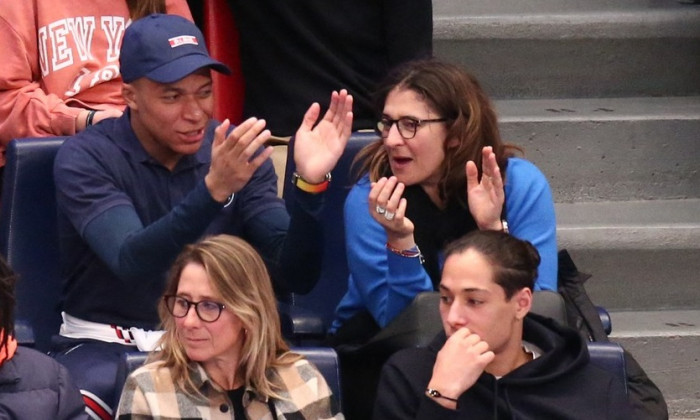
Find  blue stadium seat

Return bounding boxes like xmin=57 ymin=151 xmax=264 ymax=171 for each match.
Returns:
xmin=587 ymin=341 xmax=628 ymax=394
xmin=0 ymin=137 xmax=66 ymax=352
xmin=280 ymin=131 xmax=379 ymax=343
xmin=114 ymin=347 xmax=343 ymax=410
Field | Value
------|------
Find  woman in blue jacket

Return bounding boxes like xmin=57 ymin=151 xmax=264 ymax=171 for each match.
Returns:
xmin=331 ymin=59 xmax=557 ymax=341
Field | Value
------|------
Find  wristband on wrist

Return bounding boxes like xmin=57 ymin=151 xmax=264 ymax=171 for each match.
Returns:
xmin=426 ymin=388 xmax=458 ymax=403
xmin=386 ymin=243 xmax=425 ymax=264
xmin=291 ymin=172 xmax=331 ymax=194
xmin=85 ymin=110 xmax=97 ymax=127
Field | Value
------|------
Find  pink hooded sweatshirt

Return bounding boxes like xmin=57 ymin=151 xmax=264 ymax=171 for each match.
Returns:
xmin=0 ymin=0 xmax=192 ymax=164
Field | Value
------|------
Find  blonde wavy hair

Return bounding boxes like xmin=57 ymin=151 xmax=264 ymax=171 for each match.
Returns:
xmin=153 ymin=234 xmax=299 ymax=398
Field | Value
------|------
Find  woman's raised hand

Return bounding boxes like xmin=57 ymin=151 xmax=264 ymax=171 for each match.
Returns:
xmin=465 ymin=146 xmax=505 ymax=231
xmin=293 ymin=90 xmax=353 ymax=183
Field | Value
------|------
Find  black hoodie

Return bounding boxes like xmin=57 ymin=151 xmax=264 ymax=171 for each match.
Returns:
xmin=374 ymin=313 xmax=634 ymax=420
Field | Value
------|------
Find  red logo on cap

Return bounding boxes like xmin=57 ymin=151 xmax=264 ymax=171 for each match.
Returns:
xmin=168 ymin=35 xmax=199 ymax=47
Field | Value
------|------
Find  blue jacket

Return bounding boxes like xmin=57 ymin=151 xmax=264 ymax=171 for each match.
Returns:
xmin=331 ymin=158 xmax=557 ymax=332
xmin=0 ymin=347 xmax=87 ymax=419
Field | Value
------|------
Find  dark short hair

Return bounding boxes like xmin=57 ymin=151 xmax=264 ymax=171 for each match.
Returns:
xmin=0 ymin=256 xmax=16 ymax=354
xmin=443 ymin=230 xmax=540 ymax=299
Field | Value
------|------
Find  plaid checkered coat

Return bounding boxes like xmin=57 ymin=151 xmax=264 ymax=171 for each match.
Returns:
xmin=116 ymin=358 xmax=343 ymax=419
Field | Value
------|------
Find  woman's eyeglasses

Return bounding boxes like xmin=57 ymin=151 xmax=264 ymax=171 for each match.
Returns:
xmin=164 ymin=295 xmax=225 ymax=323
xmin=376 ymin=116 xmax=447 ymax=140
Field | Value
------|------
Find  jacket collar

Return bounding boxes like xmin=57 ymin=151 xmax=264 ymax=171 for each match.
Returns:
xmin=189 ymin=362 xmax=270 ymax=404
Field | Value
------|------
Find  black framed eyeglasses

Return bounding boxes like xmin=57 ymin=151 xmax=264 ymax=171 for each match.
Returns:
xmin=376 ymin=116 xmax=448 ymax=140
xmin=164 ymin=295 xmax=226 ymax=323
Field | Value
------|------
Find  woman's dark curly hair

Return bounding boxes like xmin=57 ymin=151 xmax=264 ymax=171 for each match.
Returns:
xmin=354 ymin=59 xmax=522 ymax=206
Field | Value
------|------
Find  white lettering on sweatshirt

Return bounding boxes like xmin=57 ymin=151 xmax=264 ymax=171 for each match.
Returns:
xmin=36 ymin=16 xmax=127 ymax=96
xmin=68 ymin=17 xmax=96 ymax=62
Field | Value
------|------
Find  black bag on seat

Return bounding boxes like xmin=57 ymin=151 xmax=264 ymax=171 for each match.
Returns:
xmin=557 ymin=249 xmax=668 ymax=420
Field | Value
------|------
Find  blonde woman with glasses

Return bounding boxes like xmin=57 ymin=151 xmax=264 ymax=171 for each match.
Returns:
xmin=116 ymin=235 xmax=342 ymax=419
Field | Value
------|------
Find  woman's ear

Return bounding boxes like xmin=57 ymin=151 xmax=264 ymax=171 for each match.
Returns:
xmin=447 ymin=137 xmax=460 ymax=149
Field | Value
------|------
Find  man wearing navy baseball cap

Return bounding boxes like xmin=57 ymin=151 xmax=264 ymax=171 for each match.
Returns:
xmin=52 ymin=13 xmax=353 ymax=418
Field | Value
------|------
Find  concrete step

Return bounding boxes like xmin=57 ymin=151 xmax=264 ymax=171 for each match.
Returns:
xmin=610 ymin=309 xmax=700 ymax=418
xmin=556 ymin=199 xmax=700 ymax=311
xmin=430 ymin=2 xmax=700 ymax=416
xmin=559 ymin=200 xmax=699 ymax=416
xmin=495 ymin=96 xmax=700 ymax=202
xmin=556 ymin=199 xmax=699 ymax=250
xmin=433 ymin=0 xmax=700 ymax=99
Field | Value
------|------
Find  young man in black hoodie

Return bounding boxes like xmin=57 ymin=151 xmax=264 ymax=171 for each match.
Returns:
xmin=374 ymin=230 xmax=634 ymax=419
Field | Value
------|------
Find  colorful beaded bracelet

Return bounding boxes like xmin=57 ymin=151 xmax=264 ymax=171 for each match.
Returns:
xmin=386 ymin=243 xmax=425 ymax=264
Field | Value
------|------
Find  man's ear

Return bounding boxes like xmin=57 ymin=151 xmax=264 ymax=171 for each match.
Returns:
xmin=513 ymin=288 xmax=532 ymax=321
xmin=122 ymin=83 xmax=137 ymax=110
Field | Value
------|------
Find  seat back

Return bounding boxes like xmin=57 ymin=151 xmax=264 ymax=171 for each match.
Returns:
xmin=281 ymin=132 xmax=378 ymax=335
xmin=358 ymin=291 xmax=440 ymax=355
xmin=530 ymin=290 xmax=568 ymax=324
xmin=114 ymin=347 xmax=343 ymax=410
xmin=0 ymin=137 xmax=66 ymax=352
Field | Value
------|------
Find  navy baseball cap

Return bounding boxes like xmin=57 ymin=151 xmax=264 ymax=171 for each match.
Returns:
xmin=120 ymin=14 xmax=231 ymax=83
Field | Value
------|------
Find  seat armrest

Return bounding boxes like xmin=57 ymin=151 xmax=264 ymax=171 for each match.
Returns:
xmin=597 ymin=306 xmax=612 ymax=335
xmin=587 ymin=341 xmax=628 ymax=394
xmin=278 ymin=302 xmax=326 ymax=342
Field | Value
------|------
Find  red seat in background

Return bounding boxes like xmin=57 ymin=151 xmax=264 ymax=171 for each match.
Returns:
xmin=203 ymin=0 xmax=244 ymax=124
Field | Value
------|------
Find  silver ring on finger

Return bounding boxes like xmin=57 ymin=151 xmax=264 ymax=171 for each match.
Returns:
xmin=384 ymin=211 xmax=395 ymax=221
xmin=376 ymin=205 xmax=386 ymax=215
